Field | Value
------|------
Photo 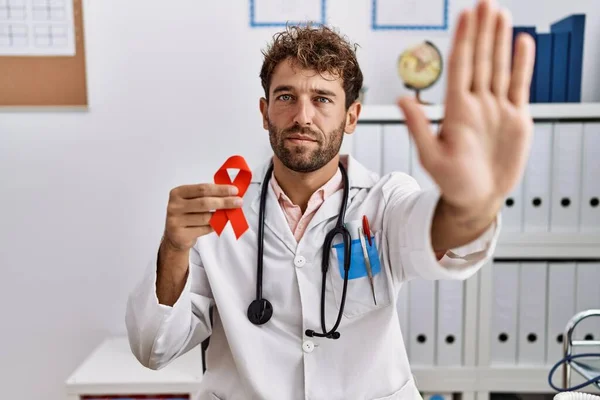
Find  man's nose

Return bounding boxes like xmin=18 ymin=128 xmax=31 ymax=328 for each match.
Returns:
xmin=293 ymin=98 xmax=315 ymax=126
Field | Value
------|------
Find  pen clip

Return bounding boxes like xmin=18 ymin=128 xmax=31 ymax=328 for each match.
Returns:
xmin=362 ymin=215 xmax=372 ymax=246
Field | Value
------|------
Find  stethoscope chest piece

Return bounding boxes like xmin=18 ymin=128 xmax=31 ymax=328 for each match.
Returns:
xmin=247 ymin=298 xmax=273 ymax=325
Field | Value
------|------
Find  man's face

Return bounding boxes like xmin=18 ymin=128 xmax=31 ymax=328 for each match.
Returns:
xmin=260 ymin=58 xmax=356 ymax=173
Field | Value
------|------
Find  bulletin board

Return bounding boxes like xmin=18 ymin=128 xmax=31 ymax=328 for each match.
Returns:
xmin=0 ymin=0 xmax=87 ymax=107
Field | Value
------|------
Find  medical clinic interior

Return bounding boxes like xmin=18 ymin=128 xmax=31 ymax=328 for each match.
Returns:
xmin=1 ymin=0 xmax=599 ymax=399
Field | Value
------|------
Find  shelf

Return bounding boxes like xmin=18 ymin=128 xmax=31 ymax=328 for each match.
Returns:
xmin=358 ymin=103 xmax=600 ymax=123
xmin=413 ymin=366 xmax=600 ymax=394
xmin=495 ymin=232 xmax=600 ymax=259
xmin=65 ymin=337 xmax=204 ymax=396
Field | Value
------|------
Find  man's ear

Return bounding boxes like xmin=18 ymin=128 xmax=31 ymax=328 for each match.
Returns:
xmin=344 ymin=101 xmax=362 ymax=134
xmin=259 ymin=97 xmax=269 ymax=130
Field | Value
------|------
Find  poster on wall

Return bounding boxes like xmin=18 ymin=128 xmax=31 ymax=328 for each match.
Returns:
xmin=372 ymin=0 xmax=449 ymax=31
xmin=250 ymin=0 xmax=326 ymax=27
xmin=0 ymin=0 xmax=76 ymax=56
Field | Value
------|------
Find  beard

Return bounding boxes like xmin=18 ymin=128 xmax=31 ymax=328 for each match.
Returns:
xmin=267 ymin=117 xmax=346 ymax=173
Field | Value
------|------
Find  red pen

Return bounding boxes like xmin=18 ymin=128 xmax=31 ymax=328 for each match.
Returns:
xmin=362 ymin=215 xmax=372 ymax=246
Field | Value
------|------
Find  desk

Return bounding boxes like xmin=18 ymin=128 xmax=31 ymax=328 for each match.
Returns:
xmin=65 ymin=337 xmax=204 ymax=400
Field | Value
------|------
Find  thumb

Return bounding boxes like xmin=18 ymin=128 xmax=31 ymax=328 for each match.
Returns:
xmin=397 ymin=96 xmax=439 ymax=168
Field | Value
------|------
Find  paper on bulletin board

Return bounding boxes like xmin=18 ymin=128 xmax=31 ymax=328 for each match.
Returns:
xmin=0 ymin=0 xmax=75 ymax=56
xmin=251 ymin=0 xmax=325 ymax=26
xmin=373 ymin=0 xmax=449 ymax=30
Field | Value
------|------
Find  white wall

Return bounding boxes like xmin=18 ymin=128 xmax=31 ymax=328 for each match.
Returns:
xmin=0 ymin=1 xmax=598 ymax=399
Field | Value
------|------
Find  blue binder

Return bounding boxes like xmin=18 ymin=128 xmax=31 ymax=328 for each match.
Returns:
xmin=550 ymin=14 xmax=586 ymax=102
xmin=534 ymin=33 xmax=553 ymax=103
xmin=550 ymin=31 xmax=570 ymax=103
xmin=513 ymin=26 xmax=537 ymax=102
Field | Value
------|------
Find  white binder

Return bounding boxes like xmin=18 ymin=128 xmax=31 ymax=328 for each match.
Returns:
xmin=546 ymin=262 xmax=576 ymax=365
xmin=490 ymin=262 xmax=519 ymax=365
xmin=575 ymin=262 xmax=600 ymax=353
xmin=517 ymin=262 xmax=548 ymax=365
xmin=502 ymin=174 xmax=524 ymax=232
xmin=408 ymin=278 xmax=436 ymax=366
xmin=352 ymin=124 xmax=382 ymax=176
xmin=550 ymin=123 xmax=583 ymax=232
xmin=523 ymin=123 xmax=553 ymax=232
xmin=382 ymin=124 xmax=411 ymax=175
xmin=408 ymin=124 xmax=438 ymax=191
xmin=580 ymin=123 xmax=600 ymax=232
xmin=436 ymin=279 xmax=464 ymax=366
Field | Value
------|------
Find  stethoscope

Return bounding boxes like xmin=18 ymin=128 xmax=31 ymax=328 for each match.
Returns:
xmin=246 ymin=161 xmax=352 ymax=340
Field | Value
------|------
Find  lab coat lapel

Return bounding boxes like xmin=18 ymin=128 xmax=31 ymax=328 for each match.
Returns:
xmin=249 ymin=159 xmax=297 ymax=255
xmin=305 ymin=154 xmax=376 ymax=233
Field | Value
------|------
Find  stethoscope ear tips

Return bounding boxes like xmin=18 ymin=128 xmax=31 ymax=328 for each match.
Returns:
xmin=247 ymin=298 xmax=273 ymax=325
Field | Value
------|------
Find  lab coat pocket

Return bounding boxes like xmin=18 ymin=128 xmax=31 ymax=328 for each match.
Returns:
xmin=330 ymin=230 xmax=391 ymax=318
xmin=372 ymin=376 xmax=422 ymax=399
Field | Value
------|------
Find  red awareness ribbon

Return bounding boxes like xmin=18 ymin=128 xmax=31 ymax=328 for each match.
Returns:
xmin=209 ymin=155 xmax=252 ymax=239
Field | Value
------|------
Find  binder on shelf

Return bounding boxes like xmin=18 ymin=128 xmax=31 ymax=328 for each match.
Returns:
xmin=353 ymin=125 xmax=383 ymax=176
xmin=436 ymin=279 xmax=464 ymax=366
xmin=550 ymin=31 xmax=571 ymax=103
xmin=408 ymin=124 xmax=438 ymax=191
xmin=517 ymin=262 xmax=548 ymax=365
xmin=580 ymin=123 xmax=600 ymax=232
xmin=546 ymin=262 xmax=576 ymax=365
xmin=490 ymin=262 xmax=519 ymax=365
xmin=501 ymin=175 xmax=524 ymax=233
xmin=550 ymin=14 xmax=586 ymax=103
xmin=513 ymin=26 xmax=537 ymax=103
xmin=550 ymin=123 xmax=583 ymax=232
xmin=408 ymin=279 xmax=436 ymax=366
xmin=523 ymin=123 xmax=553 ymax=233
xmin=382 ymin=124 xmax=411 ymax=176
xmin=575 ymin=262 xmax=600 ymax=354
xmin=534 ymin=33 xmax=553 ymax=103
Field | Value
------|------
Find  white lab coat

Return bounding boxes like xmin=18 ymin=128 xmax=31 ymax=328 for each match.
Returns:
xmin=126 ymin=154 xmax=500 ymax=400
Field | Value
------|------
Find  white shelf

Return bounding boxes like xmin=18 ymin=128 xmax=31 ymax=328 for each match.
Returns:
xmin=65 ymin=337 xmax=204 ymax=397
xmin=414 ymin=366 xmax=600 ymax=394
xmin=358 ymin=103 xmax=600 ymax=122
xmin=495 ymin=232 xmax=600 ymax=259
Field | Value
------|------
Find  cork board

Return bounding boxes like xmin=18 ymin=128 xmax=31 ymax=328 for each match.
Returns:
xmin=0 ymin=0 xmax=87 ymax=107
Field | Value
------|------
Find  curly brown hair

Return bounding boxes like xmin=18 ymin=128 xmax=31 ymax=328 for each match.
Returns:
xmin=259 ymin=24 xmax=363 ymax=110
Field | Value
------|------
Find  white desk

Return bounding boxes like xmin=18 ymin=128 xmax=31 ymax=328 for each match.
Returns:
xmin=65 ymin=337 xmax=204 ymax=400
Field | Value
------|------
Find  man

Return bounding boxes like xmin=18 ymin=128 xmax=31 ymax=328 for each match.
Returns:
xmin=125 ymin=0 xmax=535 ymax=398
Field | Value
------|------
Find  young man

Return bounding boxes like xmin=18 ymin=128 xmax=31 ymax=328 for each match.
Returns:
xmin=126 ymin=0 xmax=535 ymax=398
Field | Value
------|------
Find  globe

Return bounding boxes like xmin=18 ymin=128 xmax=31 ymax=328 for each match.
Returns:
xmin=397 ymin=40 xmax=443 ymax=104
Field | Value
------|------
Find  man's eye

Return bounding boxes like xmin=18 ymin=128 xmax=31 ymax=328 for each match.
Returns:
xmin=278 ymin=94 xmax=292 ymax=101
xmin=316 ymin=97 xmax=331 ymax=103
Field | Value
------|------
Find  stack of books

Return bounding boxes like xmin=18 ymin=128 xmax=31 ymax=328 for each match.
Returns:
xmin=512 ymin=14 xmax=586 ymax=103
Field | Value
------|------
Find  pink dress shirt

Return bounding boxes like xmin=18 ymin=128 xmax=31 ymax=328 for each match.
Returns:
xmin=269 ymin=169 xmax=343 ymax=242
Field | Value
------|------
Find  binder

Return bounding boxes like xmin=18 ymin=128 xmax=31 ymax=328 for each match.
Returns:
xmin=436 ymin=279 xmax=464 ymax=366
xmin=550 ymin=123 xmax=583 ymax=232
xmin=490 ymin=262 xmax=519 ymax=365
xmin=513 ymin=26 xmax=537 ymax=103
xmin=352 ymin=124 xmax=382 ymax=176
xmin=502 ymin=174 xmax=524 ymax=233
xmin=382 ymin=124 xmax=411 ymax=175
xmin=550 ymin=14 xmax=586 ymax=103
xmin=580 ymin=123 xmax=600 ymax=232
xmin=409 ymin=124 xmax=438 ymax=191
xmin=546 ymin=262 xmax=576 ymax=365
xmin=523 ymin=123 xmax=553 ymax=232
xmin=550 ymin=31 xmax=571 ymax=103
xmin=517 ymin=262 xmax=548 ymax=365
xmin=574 ymin=262 xmax=600 ymax=353
xmin=408 ymin=279 xmax=436 ymax=366
xmin=534 ymin=33 xmax=553 ymax=103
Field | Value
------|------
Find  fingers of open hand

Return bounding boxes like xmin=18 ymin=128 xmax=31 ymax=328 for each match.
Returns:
xmin=447 ymin=0 xmax=534 ymax=106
